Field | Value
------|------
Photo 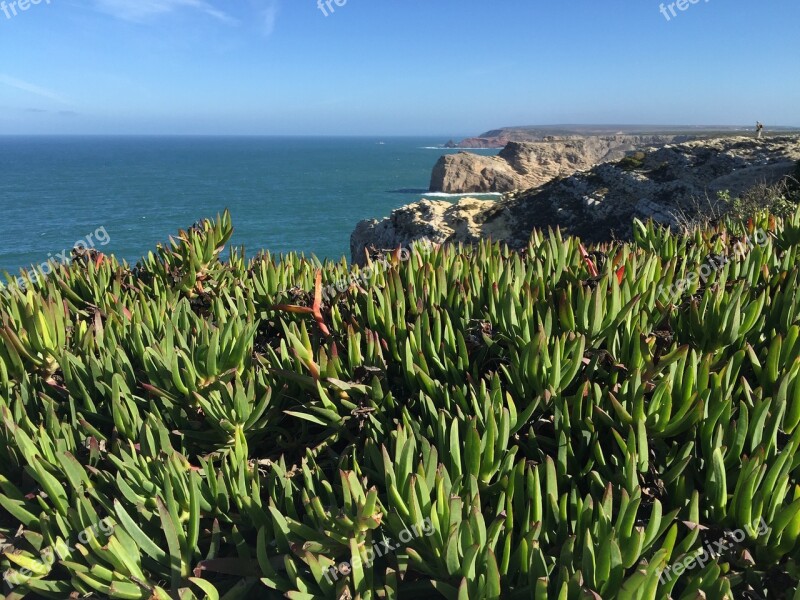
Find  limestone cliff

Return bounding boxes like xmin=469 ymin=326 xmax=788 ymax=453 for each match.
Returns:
xmin=430 ymin=136 xmax=687 ymax=194
xmin=352 ymin=136 xmax=800 ymax=263
xmin=451 ymin=125 xmax=798 ymax=149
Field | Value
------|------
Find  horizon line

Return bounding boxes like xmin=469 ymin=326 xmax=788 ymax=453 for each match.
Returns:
xmin=2 ymin=127 xmax=800 ymax=138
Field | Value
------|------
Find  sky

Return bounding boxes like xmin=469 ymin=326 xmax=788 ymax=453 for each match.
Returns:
xmin=0 ymin=0 xmax=798 ymax=135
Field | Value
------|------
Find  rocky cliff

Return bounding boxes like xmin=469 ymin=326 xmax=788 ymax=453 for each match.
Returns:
xmin=430 ymin=135 xmax=689 ymax=194
xmin=451 ymin=125 xmax=800 ymax=149
xmin=352 ymin=136 xmax=800 ymax=263
xmin=456 ymin=126 xmax=660 ymax=148
xmin=457 ymin=128 xmax=546 ymax=149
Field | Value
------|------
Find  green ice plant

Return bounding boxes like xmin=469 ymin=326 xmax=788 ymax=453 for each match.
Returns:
xmin=3 ymin=206 xmax=800 ymax=598
xmin=0 ymin=289 xmax=67 ymax=381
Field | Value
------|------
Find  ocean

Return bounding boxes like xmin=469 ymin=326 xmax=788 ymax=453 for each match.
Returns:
xmin=0 ymin=136 xmax=500 ymax=274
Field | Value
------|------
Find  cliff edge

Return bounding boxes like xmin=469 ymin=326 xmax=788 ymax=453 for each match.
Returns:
xmin=430 ymin=135 xmax=689 ymax=194
xmin=353 ymin=136 xmax=800 ymax=263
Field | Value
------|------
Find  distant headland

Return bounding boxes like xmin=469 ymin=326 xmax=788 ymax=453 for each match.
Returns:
xmin=436 ymin=124 xmax=800 ymax=149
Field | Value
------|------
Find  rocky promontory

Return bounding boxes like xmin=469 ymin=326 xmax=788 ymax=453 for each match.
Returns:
xmin=449 ymin=125 xmax=799 ymax=149
xmin=352 ymin=136 xmax=800 ymax=263
xmin=430 ymin=135 xmax=690 ymax=194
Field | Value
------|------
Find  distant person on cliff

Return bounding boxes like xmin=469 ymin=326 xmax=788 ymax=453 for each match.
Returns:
xmin=756 ymin=121 xmax=764 ymax=139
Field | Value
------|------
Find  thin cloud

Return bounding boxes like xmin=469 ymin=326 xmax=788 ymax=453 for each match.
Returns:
xmin=259 ymin=0 xmax=279 ymax=37
xmin=92 ymin=0 xmax=237 ymax=24
xmin=0 ymin=74 xmax=68 ymax=104
xmin=22 ymin=108 xmax=79 ymax=116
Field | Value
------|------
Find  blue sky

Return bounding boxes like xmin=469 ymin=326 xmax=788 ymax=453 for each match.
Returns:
xmin=0 ymin=0 xmax=798 ymax=135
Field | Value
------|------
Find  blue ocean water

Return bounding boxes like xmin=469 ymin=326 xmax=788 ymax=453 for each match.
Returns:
xmin=0 ymin=137 xmax=500 ymax=274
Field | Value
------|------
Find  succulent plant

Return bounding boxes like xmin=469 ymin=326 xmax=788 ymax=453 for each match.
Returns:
xmin=3 ymin=207 xmax=800 ymax=599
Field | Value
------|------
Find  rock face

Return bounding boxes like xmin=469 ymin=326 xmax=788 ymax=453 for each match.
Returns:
xmin=352 ymin=136 xmax=800 ymax=262
xmin=350 ymin=198 xmax=514 ymax=262
xmin=430 ymin=136 xmax=687 ymax=194
xmin=429 ymin=151 xmax=519 ymax=194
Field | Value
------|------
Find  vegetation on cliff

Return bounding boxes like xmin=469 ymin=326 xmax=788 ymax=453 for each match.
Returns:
xmin=3 ymin=208 xmax=800 ymax=598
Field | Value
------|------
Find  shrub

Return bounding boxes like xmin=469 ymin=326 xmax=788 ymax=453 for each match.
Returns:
xmin=677 ymin=177 xmax=800 ymax=233
xmin=618 ymin=151 xmax=647 ymax=172
xmin=724 ymin=179 xmax=800 ymax=221
xmin=3 ymin=209 xmax=800 ymax=598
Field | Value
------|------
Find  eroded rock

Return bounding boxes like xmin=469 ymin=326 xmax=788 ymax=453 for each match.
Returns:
xmin=352 ymin=136 xmax=800 ymax=262
xmin=430 ymin=136 xmax=688 ymax=194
